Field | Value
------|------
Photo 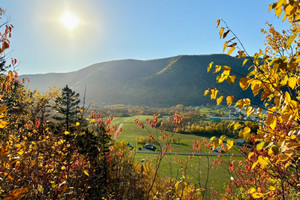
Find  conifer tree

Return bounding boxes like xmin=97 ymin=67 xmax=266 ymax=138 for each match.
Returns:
xmin=54 ymin=85 xmax=80 ymax=131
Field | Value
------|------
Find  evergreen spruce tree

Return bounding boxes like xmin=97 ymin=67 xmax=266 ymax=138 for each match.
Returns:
xmin=54 ymin=85 xmax=80 ymax=131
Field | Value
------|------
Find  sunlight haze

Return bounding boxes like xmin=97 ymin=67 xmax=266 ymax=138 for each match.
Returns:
xmin=60 ymin=11 xmax=80 ymax=31
xmin=1 ymin=0 xmax=289 ymax=75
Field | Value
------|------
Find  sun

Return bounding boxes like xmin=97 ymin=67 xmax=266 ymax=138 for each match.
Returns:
xmin=60 ymin=11 xmax=80 ymax=31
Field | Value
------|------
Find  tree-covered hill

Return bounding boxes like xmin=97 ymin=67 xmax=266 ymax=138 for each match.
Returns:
xmin=21 ymin=54 xmax=259 ymax=107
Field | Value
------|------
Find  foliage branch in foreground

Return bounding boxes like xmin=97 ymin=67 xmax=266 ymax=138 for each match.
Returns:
xmin=205 ymin=1 xmax=300 ymax=199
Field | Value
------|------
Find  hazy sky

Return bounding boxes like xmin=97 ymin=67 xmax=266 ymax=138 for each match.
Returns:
xmin=1 ymin=0 xmax=288 ymax=75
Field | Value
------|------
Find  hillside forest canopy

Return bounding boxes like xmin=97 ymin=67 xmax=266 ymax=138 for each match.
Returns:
xmin=0 ymin=1 xmax=299 ymax=200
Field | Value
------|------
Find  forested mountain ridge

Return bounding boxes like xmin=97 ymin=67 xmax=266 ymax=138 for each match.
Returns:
xmin=21 ymin=54 xmax=258 ymax=107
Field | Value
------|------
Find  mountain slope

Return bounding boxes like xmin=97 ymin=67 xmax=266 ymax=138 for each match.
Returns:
xmin=21 ymin=54 xmax=258 ymax=107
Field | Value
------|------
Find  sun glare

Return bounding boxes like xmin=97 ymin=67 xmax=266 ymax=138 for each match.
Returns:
xmin=60 ymin=11 xmax=80 ymax=31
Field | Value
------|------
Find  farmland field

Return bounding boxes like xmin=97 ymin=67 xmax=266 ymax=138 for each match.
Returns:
xmin=112 ymin=115 xmax=241 ymax=154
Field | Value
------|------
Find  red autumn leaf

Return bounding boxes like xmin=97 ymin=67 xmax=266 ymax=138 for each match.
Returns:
xmin=229 ymin=160 xmax=235 ymax=171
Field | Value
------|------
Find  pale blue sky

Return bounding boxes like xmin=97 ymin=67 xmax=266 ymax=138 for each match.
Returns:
xmin=1 ymin=0 xmax=288 ymax=75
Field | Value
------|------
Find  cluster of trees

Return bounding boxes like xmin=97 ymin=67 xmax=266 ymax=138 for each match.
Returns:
xmin=185 ymin=120 xmax=259 ymax=139
xmin=95 ymin=104 xmax=204 ymax=118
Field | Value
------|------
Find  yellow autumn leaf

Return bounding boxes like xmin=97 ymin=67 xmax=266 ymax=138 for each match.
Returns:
xmin=219 ymin=27 xmax=225 ymax=38
xmin=223 ymin=41 xmax=228 ymax=52
xmin=239 ymin=77 xmax=250 ymax=90
xmin=227 ymin=140 xmax=233 ymax=150
xmin=223 ymin=66 xmax=231 ymax=71
xmin=280 ymin=75 xmax=288 ymax=86
xmin=217 ymin=70 xmax=230 ymax=83
xmin=249 ymin=187 xmax=256 ymax=194
xmin=4 ymin=188 xmax=29 ymax=200
xmin=251 ymin=80 xmax=261 ymax=96
xmin=252 ymin=192 xmax=264 ymax=199
xmin=258 ymin=156 xmax=268 ymax=169
xmin=288 ymin=77 xmax=297 ymax=89
xmin=228 ymin=47 xmax=235 ymax=55
xmin=256 ymin=141 xmax=265 ymax=151
xmin=216 ymin=19 xmax=220 ymax=28
xmin=278 ymin=154 xmax=289 ymax=163
xmin=275 ymin=4 xmax=283 ymax=17
xmin=267 ymin=114 xmax=277 ymax=130
xmin=182 ymin=181 xmax=187 ymax=189
xmin=204 ymin=89 xmax=209 ymax=96
xmin=0 ymin=105 xmax=7 ymax=113
xmin=242 ymin=59 xmax=248 ymax=66
xmin=287 ymin=33 xmax=297 ymax=48
xmin=251 ymin=160 xmax=259 ymax=170
xmin=3 ymin=172 xmax=13 ymax=181
xmin=84 ymin=170 xmax=89 ymax=176
xmin=220 ymin=194 xmax=233 ymax=200
xmin=220 ymin=135 xmax=227 ymax=141
xmin=226 ymin=96 xmax=234 ymax=106
xmin=233 ymin=122 xmax=243 ymax=130
xmin=64 ymin=131 xmax=70 ymax=135
xmin=243 ymin=98 xmax=250 ymax=106
xmin=61 ymin=166 xmax=66 ymax=170
xmin=217 ymin=96 xmax=224 ymax=105
xmin=285 ymin=4 xmax=294 ymax=15
xmin=37 ymin=184 xmax=44 ymax=193
xmin=239 ymin=127 xmax=251 ymax=137
xmin=213 ymin=138 xmax=222 ymax=150
xmin=17 ymin=149 xmax=25 ymax=156
xmin=235 ymin=99 xmax=244 ymax=109
xmin=285 ymin=91 xmax=291 ymax=102
xmin=76 ymin=122 xmax=80 ymax=126
xmin=207 ymin=62 xmax=214 ymax=73
xmin=246 ymin=106 xmax=255 ymax=117
xmin=268 ymin=186 xmax=276 ymax=191
xmin=175 ymin=181 xmax=180 ymax=189
xmin=210 ymin=88 xmax=218 ymax=100
xmin=227 ymin=75 xmax=236 ymax=85
xmin=213 ymin=65 xmax=222 ymax=74
xmin=248 ymin=152 xmax=254 ymax=160
xmin=0 ymin=120 xmax=8 ymax=128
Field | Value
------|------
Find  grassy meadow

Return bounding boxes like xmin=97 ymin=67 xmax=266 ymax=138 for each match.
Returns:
xmin=111 ymin=114 xmax=243 ymax=195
